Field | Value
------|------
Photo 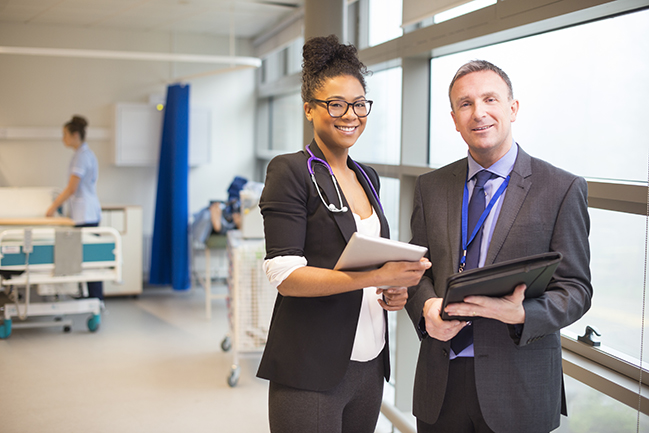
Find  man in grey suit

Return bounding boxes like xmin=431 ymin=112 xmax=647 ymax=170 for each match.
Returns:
xmin=406 ymin=60 xmax=592 ymax=433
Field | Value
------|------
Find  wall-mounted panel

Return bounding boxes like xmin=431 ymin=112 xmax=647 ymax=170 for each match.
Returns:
xmin=113 ymin=103 xmax=211 ymax=167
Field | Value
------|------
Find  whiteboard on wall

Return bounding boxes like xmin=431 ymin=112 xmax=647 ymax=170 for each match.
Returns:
xmin=113 ymin=102 xmax=210 ymax=167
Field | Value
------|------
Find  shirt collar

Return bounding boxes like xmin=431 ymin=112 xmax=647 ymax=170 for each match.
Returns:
xmin=75 ymin=142 xmax=88 ymax=153
xmin=467 ymin=140 xmax=518 ymax=180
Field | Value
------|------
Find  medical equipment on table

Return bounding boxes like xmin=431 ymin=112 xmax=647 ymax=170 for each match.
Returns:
xmin=222 ymin=230 xmax=276 ymax=387
xmin=305 ymin=143 xmax=383 ymax=213
xmin=0 ymin=226 xmax=122 ymax=339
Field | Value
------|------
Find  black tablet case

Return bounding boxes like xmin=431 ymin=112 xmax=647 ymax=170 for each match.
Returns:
xmin=440 ymin=252 xmax=562 ymax=321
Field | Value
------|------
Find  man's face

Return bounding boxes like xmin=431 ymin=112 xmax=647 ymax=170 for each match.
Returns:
xmin=450 ymin=70 xmax=519 ymax=167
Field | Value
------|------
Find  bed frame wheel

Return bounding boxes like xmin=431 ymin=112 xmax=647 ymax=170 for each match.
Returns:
xmin=0 ymin=319 xmax=12 ymax=339
xmin=87 ymin=314 xmax=101 ymax=332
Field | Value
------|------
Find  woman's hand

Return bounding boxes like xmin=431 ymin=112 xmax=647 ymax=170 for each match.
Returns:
xmin=275 ymin=258 xmax=430 ymax=298
xmin=377 ymin=286 xmax=408 ymax=311
xmin=45 ymin=174 xmax=80 ymax=218
xmin=374 ymin=258 xmax=431 ymax=289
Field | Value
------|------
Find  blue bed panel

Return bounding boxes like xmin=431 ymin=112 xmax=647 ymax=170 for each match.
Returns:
xmin=0 ymin=243 xmax=115 ymax=267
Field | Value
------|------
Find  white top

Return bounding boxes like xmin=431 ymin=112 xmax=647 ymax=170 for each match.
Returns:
xmin=349 ymin=209 xmax=385 ymax=361
xmin=263 ymin=209 xmax=386 ymax=362
xmin=68 ymin=143 xmax=101 ymax=225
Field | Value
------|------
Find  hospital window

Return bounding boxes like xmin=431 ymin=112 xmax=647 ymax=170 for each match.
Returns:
xmin=351 ymin=66 xmax=402 ymax=165
xmin=559 ymin=375 xmax=649 ymax=432
xmin=269 ymin=92 xmax=303 ymax=152
xmin=378 ymin=175 xmax=401 ymax=405
xmin=428 ymin=8 xmax=649 ymax=427
xmin=378 ymin=176 xmax=400 ymax=241
xmin=429 ymin=9 xmax=649 ymax=182
xmin=368 ymin=0 xmax=403 ymax=47
xmin=402 ymin=0 xmax=496 ymax=34
xmin=256 ymin=38 xmax=304 ymax=155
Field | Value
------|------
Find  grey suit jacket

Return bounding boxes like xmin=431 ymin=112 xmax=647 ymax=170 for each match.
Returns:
xmin=406 ymin=145 xmax=592 ymax=433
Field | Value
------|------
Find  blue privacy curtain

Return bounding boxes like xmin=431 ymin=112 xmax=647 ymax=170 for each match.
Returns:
xmin=149 ymin=83 xmax=191 ymax=291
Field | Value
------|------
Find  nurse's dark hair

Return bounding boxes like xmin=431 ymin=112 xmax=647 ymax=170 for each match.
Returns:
xmin=64 ymin=115 xmax=88 ymax=141
xmin=448 ymin=60 xmax=514 ymax=109
xmin=301 ymin=34 xmax=369 ymax=103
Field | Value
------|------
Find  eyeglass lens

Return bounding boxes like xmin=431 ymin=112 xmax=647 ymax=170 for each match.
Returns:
xmin=327 ymin=100 xmax=371 ymax=117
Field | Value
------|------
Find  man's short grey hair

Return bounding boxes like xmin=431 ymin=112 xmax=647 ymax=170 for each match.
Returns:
xmin=448 ymin=60 xmax=514 ymax=109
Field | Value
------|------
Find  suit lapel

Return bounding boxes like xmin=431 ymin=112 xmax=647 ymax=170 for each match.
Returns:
xmin=449 ymin=161 xmax=467 ymax=272
xmin=485 ymin=146 xmax=533 ymax=265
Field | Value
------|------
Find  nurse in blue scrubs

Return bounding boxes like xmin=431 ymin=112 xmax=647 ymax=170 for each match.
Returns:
xmin=46 ymin=115 xmax=103 ymax=300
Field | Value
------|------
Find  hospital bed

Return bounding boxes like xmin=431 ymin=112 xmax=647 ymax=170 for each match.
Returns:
xmin=0 ymin=187 xmax=122 ymax=339
xmin=0 ymin=225 xmax=122 ymax=338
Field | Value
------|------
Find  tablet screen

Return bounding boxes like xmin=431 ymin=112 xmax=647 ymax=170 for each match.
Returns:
xmin=334 ymin=232 xmax=427 ymax=271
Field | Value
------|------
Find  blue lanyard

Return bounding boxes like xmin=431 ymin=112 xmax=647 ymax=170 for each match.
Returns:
xmin=459 ymin=174 xmax=510 ymax=272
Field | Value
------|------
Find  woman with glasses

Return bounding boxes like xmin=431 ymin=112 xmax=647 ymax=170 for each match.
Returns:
xmin=257 ymin=35 xmax=430 ymax=433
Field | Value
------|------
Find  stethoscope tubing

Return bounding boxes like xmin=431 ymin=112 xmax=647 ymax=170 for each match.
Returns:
xmin=305 ymin=143 xmax=383 ymax=214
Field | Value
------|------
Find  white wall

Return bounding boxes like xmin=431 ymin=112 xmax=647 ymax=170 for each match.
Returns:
xmin=0 ymin=23 xmax=257 ymax=238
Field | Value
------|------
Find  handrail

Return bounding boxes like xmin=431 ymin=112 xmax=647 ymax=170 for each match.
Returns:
xmin=380 ymin=400 xmax=417 ymax=433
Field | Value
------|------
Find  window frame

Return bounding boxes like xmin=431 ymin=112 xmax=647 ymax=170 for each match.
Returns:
xmin=354 ymin=0 xmax=649 ymax=415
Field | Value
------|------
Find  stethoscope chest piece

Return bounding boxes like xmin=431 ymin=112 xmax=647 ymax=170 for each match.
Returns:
xmin=309 ymin=171 xmax=348 ymax=213
xmin=305 ymin=143 xmax=382 ymax=214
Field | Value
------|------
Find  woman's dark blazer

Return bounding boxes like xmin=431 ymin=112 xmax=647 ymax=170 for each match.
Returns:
xmin=256 ymin=140 xmax=391 ymax=392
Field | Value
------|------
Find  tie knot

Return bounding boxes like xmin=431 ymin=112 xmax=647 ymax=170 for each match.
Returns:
xmin=473 ymin=170 xmax=493 ymax=188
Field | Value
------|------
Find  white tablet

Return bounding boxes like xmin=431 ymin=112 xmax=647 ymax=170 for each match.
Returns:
xmin=334 ymin=232 xmax=428 ymax=271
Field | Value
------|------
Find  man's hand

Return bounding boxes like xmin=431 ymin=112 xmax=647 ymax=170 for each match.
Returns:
xmin=422 ymin=297 xmax=467 ymax=341
xmin=444 ymin=283 xmax=527 ymax=324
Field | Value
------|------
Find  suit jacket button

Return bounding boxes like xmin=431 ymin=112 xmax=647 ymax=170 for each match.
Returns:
xmin=442 ymin=349 xmax=449 ymax=357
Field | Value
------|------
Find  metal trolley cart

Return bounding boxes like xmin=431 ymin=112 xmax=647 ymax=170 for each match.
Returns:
xmin=222 ymin=230 xmax=275 ymax=387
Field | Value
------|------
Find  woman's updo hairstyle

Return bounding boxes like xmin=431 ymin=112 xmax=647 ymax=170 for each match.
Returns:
xmin=301 ymin=34 xmax=370 ymax=103
xmin=64 ymin=115 xmax=88 ymax=141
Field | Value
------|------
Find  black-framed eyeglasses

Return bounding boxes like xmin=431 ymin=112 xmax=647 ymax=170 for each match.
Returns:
xmin=311 ymin=99 xmax=373 ymax=118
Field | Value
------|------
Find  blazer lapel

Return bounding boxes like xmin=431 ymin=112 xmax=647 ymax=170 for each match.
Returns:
xmin=350 ymin=160 xmax=390 ymax=239
xmin=485 ymin=145 xmax=533 ymax=265
xmin=449 ymin=161 xmax=467 ymax=273
xmin=308 ymin=141 xmax=357 ymax=242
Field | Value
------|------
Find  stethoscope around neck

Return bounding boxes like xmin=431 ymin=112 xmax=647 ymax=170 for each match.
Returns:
xmin=305 ymin=143 xmax=383 ymax=214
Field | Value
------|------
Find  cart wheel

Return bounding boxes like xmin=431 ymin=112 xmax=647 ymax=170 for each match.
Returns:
xmin=227 ymin=365 xmax=240 ymax=387
xmin=63 ymin=325 xmax=72 ymax=333
xmin=221 ymin=336 xmax=232 ymax=352
xmin=0 ymin=319 xmax=12 ymax=339
xmin=87 ymin=314 xmax=101 ymax=332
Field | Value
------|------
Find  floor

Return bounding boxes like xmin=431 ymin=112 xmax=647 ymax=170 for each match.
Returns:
xmin=0 ymin=284 xmax=396 ymax=433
